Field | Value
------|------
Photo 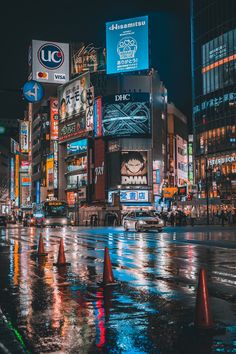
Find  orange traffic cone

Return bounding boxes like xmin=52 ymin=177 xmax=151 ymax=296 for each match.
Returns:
xmin=102 ymin=247 xmax=116 ymax=286
xmin=53 ymin=239 xmax=71 ymax=267
xmin=36 ymin=233 xmax=48 ymax=256
xmin=194 ymin=268 xmax=213 ymax=330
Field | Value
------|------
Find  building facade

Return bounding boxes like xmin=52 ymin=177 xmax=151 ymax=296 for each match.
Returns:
xmin=167 ymin=103 xmax=188 ymax=188
xmin=191 ymin=0 xmax=236 ymax=203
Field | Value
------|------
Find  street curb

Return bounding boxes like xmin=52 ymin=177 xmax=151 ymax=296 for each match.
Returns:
xmin=0 ymin=307 xmax=28 ymax=353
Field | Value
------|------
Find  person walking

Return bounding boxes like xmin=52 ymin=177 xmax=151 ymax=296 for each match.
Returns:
xmin=190 ymin=207 xmax=197 ymax=227
xmin=220 ymin=209 xmax=226 ymax=227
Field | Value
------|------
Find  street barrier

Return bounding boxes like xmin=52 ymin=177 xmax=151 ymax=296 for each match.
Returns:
xmin=194 ymin=268 xmax=213 ymax=330
xmin=102 ymin=247 xmax=117 ymax=286
xmin=35 ymin=233 xmax=48 ymax=257
xmin=53 ymin=239 xmax=71 ymax=267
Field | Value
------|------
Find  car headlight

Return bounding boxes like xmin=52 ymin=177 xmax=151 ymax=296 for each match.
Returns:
xmin=138 ymin=220 xmax=146 ymax=225
xmin=158 ymin=220 xmax=164 ymax=225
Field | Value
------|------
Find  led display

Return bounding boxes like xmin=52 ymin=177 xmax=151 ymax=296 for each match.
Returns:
xmin=66 ymin=139 xmax=87 ymax=155
xmin=106 ymin=16 xmax=149 ymax=74
xmin=102 ymin=93 xmax=150 ymax=138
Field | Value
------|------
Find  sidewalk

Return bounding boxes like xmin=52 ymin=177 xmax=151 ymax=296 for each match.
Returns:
xmin=165 ymin=224 xmax=236 ymax=233
xmin=0 ymin=307 xmax=28 ymax=354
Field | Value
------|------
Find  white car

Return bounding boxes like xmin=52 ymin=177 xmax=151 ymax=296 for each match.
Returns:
xmin=122 ymin=210 xmax=164 ymax=232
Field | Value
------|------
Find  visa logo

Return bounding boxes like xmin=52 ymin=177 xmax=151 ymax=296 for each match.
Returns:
xmin=54 ymin=73 xmax=66 ymax=81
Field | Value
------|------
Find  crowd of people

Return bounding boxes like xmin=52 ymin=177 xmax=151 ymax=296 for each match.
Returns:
xmin=159 ymin=206 xmax=235 ymax=227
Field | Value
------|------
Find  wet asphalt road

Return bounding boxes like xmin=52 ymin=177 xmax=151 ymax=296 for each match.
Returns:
xmin=0 ymin=225 xmax=236 ymax=353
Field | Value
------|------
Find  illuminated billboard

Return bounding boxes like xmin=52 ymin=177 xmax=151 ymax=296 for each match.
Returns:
xmin=15 ymin=154 xmax=20 ymax=207
xmin=121 ymin=151 xmax=148 ymax=185
xmin=46 ymin=154 xmax=54 ymax=189
xmin=103 ymin=93 xmax=150 ymax=138
xmin=10 ymin=157 xmax=15 ymax=200
xmin=108 ymin=190 xmax=149 ymax=203
xmin=20 ymin=121 xmax=29 ymax=153
xmin=94 ymin=97 xmax=102 ymax=137
xmin=94 ymin=139 xmax=105 ymax=201
xmin=202 ymin=28 xmax=236 ymax=94
xmin=50 ymin=98 xmax=58 ymax=140
xmin=67 ymin=139 xmax=87 ymax=155
xmin=106 ymin=16 xmax=149 ymax=74
xmin=58 ymin=73 xmax=93 ymax=130
xmin=31 ymin=40 xmax=69 ymax=84
xmin=71 ymin=43 xmax=106 ymax=75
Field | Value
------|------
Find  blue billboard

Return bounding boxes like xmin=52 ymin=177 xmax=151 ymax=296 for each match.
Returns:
xmin=106 ymin=16 xmax=149 ymax=74
xmin=67 ymin=139 xmax=87 ymax=155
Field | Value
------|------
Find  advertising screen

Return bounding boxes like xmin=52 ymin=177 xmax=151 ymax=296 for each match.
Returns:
xmin=58 ymin=73 xmax=94 ymax=132
xmin=67 ymin=156 xmax=87 ymax=172
xmin=46 ymin=154 xmax=54 ymax=189
xmin=50 ymin=98 xmax=58 ymax=140
xmin=71 ymin=43 xmax=106 ymax=75
xmin=67 ymin=139 xmax=87 ymax=155
xmin=31 ymin=40 xmax=69 ymax=84
xmin=202 ymin=28 xmax=236 ymax=94
xmin=20 ymin=121 xmax=29 ymax=153
xmin=103 ymin=93 xmax=150 ymax=138
xmin=67 ymin=191 xmax=75 ymax=206
xmin=106 ymin=16 xmax=149 ymax=74
xmin=121 ymin=151 xmax=148 ymax=185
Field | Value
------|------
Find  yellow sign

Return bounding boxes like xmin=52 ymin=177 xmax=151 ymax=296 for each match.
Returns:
xmin=163 ymin=187 xmax=178 ymax=198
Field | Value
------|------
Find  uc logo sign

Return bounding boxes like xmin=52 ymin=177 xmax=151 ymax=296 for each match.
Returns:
xmin=38 ymin=43 xmax=64 ymax=70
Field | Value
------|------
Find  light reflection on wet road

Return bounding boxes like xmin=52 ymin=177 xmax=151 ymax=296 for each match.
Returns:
xmin=0 ymin=226 xmax=236 ymax=353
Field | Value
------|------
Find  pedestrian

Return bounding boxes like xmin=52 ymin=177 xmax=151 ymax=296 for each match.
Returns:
xmin=227 ymin=209 xmax=232 ymax=225
xmin=220 ymin=209 xmax=226 ymax=227
xmin=170 ymin=211 xmax=175 ymax=226
xmin=190 ymin=207 xmax=197 ymax=226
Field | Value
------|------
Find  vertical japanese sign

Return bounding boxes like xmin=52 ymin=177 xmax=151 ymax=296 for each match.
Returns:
xmin=20 ymin=121 xmax=29 ymax=153
xmin=50 ymin=98 xmax=58 ymax=140
xmin=53 ymin=141 xmax=58 ymax=189
xmin=15 ymin=154 xmax=20 ymax=207
xmin=94 ymin=97 xmax=102 ymax=137
xmin=10 ymin=157 xmax=15 ymax=200
xmin=36 ymin=180 xmax=40 ymax=204
xmin=94 ymin=139 xmax=105 ymax=201
xmin=46 ymin=154 xmax=54 ymax=189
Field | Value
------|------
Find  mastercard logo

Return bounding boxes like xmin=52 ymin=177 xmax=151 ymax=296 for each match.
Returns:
xmin=37 ymin=71 xmax=48 ymax=79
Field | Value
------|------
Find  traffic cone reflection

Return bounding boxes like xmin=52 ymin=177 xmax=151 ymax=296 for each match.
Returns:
xmin=102 ymin=247 xmax=116 ymax=286
xmin=53 ymin=238 xmax=71 ymax=267
xmin=36 ymin=233 xmax=48 ymax=256
xmin=194 ymin=268 xmax=213 ymax=330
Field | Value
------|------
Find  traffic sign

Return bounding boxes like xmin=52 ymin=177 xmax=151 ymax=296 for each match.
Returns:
xmin=0 ymin=126 xmax=6 ymax=134
xmin=23 ymin=80 xmax=44 ymax=103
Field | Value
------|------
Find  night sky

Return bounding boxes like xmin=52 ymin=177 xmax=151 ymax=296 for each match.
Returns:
xmin=0 ymin=0 xmax=191 ymax=126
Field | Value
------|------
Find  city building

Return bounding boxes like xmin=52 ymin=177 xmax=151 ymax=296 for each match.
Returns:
xmin=57 ymin=69 xmax=167 ymax=224
xmin=167 ymin=103 xmax=188 ymax=187
xmin=0 ymin=120 xmax=19 ymax=214
xmin=191 ymin=0 xmax=236 ymax=205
